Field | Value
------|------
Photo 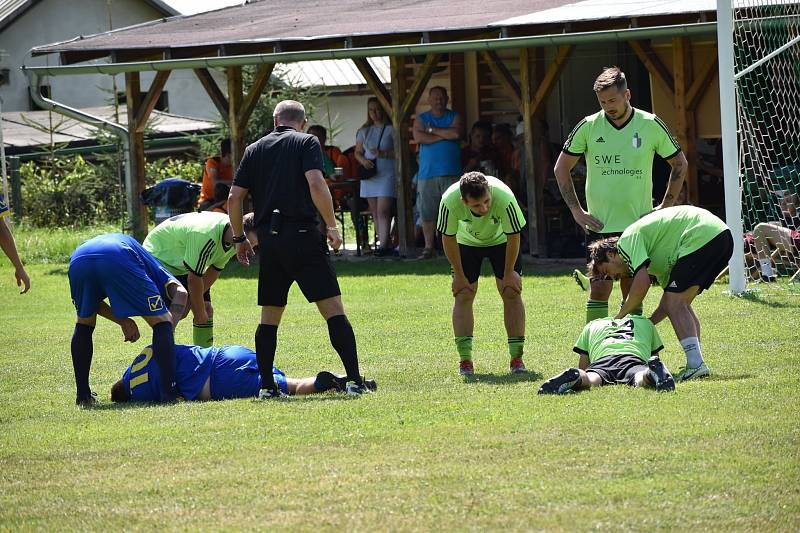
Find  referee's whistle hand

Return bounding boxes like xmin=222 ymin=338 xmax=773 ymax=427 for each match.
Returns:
xmin=235 ymin=240 xmax=254 ymax=266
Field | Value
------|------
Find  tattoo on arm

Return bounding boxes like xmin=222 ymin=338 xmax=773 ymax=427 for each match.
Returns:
xmin=557 ymin=180 xmax=581 ymax=210
xmin=669 ymin=160 xmax=685 ymax=182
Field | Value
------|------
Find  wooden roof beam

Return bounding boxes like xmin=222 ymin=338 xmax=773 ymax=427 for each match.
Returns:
xmin=530 ymin=44 xmax=573 ymax=117
xmin=399 ymin=53 xmax=441 ymax=123
xmin=687 ymin=45 xmax=718 ymax=111
xmin=628 ymin=40 xmax=674 ymax=98
xmin=479 ymin=50 xmax=521 ymax=110
xmin=194 ymin=68 xmax=229 ymax=122
xmin=352 ymin=58 xmax=392 ymax=117
xmin=134 ymin=70 xmax=171 ymax=133
xmin=237 ymin=63 xmax=274 ymax=126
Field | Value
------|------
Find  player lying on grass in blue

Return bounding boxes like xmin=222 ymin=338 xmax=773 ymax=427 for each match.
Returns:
xmin=110 ymin=344 xmax=377 ymax=402
xmin=538 ymin=314 xmax=675 ymax=394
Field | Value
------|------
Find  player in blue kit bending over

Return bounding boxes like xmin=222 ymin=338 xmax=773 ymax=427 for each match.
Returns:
xmin=110 ymin=344 xmax=377 ymax=402
xmin=69 ymin=234 xmax=188 ymax=406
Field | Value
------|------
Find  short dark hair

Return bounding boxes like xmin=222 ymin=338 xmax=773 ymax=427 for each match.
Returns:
xmin=460 ymin=171 xmax=490 ymax=200
xmin=243 ymin=212 xmax=255 ymax=236
xmin=429 ymin=86 xmax=448 ymax=99
xmin=110 ymin=380 xmax=130 ymax=403
xmin=470 ymin=120 xmax=492 ymax=137
xmin=221 ymin=138 xmax=232 ymax=157
xmin=587 ymin=236 xmax=620 ymax=278
xmin=273 ymin=100 xmax=306 ymax=123
xmin=307 ymin=124 xmax=327 ymax=139
xmin=593 ymin=67 xmax=627 ymax=93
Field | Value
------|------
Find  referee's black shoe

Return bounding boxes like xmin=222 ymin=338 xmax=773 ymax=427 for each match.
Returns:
xmin=647 ymin=356 xmax=675 ymax=392
xmin=345 ymin=379 xmax=376 ymax=395
xmin=538 ymin=368 xmax=581 ymax=395
xmin=257 ymin=387 xmax=288 ymax=400
xmin=76 ymin=391 xmax=100 ymax=407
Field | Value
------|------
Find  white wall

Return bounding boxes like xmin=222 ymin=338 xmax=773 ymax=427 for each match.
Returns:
xmin=0 ymin=0 xmax=223 ymax=120
xmin=308 ymin=93 xmax=372 ymax=151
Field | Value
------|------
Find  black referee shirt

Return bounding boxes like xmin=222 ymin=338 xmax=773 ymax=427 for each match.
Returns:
xmin=234 ymin=125 xmax=325 ymax=228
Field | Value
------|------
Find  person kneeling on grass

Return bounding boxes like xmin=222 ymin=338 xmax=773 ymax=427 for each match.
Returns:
xmin=538 ymin=314 xmax=674 ymax=394
xmin=111 ymin=344 xmax=377 ymax=402
xmin=588 ymin=205 xmax=733 ymax=382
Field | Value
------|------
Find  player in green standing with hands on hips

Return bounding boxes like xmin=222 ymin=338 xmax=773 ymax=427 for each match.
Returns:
xmin=554 ymin=66 xmax=687 ymax=323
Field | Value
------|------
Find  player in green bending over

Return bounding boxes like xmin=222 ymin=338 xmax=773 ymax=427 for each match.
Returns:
xmin=437 ymin=171 xmax=527 ymax=376
xmin=589 ymin=205 xmax=733 ymax=382
xmin=144 ymin=211 xmax=258 ymax=347
xmin=538 ymin=313 xmax=674 ymax=394
xmin=554 ymin=66 xmax=687 ymax=323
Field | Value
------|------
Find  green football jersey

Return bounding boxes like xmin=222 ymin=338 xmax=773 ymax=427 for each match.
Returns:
xmin=437 ymin=176 xmax=526 ymax=247
xmin=143 ymin=211 xmax=235 ymax=277
xmin=563 ymin=108 xmax=681 ymax=233
xmin=617 ymin=205 xmax=729 ymax=287
xmin=574 ymin=314 xmax=664 ymax=364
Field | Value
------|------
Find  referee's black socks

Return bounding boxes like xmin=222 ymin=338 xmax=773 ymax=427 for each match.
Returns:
xmin=327 ymin=314 xmax=361 ymax=382
xmin=71 ymin=323 xmax=94 ymax=400
xmin=152 ymin=321 xmax=176 ymax=402
xmin=255 ymin=324 xmax=279 ymax=391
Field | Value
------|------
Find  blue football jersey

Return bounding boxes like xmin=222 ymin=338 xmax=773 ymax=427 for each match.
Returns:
xmin=121 ymin=344 xmax=286 ymax=401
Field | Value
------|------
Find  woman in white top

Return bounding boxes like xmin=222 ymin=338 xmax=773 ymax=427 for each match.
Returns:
xmin=355 ymin=97 xmax=396 ymax=256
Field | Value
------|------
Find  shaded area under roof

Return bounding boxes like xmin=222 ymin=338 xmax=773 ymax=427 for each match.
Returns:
xmin=31 ymin=0 xmax=715 ymax=60
xmin=2 ymin=106 xmax=216 ymax=150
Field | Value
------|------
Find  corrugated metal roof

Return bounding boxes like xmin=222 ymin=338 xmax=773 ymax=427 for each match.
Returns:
xmin=0 ymin=0 xmax=35 ymax=31
xmin=496 ymin=0 xmax=717 ymax=26
xmin=1 ymin=106 xmax=215 ymax=149
xmin=30 ymin=0 xmax=588 ymax=54
xmin=278 ymin=57 xmax=389 ymax=88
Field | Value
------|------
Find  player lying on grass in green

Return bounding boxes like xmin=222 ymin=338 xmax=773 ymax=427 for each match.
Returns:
xmin=538 ymin=314 xmax=675 ymax=394
xmin=588 ymin=205 xmax=732 ymax=382
xmin=111 ymin=343 xmax=376 ymax=403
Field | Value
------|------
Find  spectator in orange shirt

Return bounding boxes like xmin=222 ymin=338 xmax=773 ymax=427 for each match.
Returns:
xmin=199 ymin=138 xmax=233 ymax=211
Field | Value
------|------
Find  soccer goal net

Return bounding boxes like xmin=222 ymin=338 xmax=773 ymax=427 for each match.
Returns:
xmin=721 ymin=0 xmax=800 ymax=288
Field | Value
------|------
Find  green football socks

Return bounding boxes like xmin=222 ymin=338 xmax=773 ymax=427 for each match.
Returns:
xmin=192 ymin=319 xmax=214 ymax=348
xmin=586 ymin=300 xmax=608 ymax=323
xmin=455 ymin=336 xmax=473 ymax=361
xmin=508 ymin=336 xmax=525 ymax=358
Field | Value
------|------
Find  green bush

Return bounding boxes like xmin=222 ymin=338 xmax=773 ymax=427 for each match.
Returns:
xmin=20 ymin=155 xmax=203 ymax=228
xmin=20 ymin=156 xmax=124 ymax=227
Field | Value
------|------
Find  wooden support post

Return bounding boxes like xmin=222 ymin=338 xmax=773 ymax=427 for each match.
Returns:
xmin=353 ymin=58 xmax=392 ymax=117
xmin=687 ymin=47 xmax=718 ymax=112
xmin=194 ymin=68 xmax=229 ymax=122
xmin=134 ymin=70 xmax=170 ymax=133
xmin=238 ymin=63 xmax=274 ymax=127
xmin=530 ymin=45 xmax=573 ymax=117
xmin=124 ymin=71 xmax=148 ymax=241
xmin=480 ymin=50 xmax=522 ymax=109
xmin=628 ymin=40 xmax=675 ymax=99
xmin=519 ymin=48 xmax=539 ymax=256
xmin=390 ymin=56 xmax=414 ymax=254
xmin=399 ymin=53 xmax=441 ymax=123
xmin=673 ymin=37 xmax=698 ymax=204
xmin=227 ymin=66 xmax=244 ymax=169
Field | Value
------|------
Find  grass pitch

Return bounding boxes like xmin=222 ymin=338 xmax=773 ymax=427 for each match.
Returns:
xmin=0 ymin=241 xmax=798 ymax=531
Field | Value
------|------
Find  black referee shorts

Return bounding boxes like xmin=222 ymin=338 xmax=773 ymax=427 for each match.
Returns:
xmin=666 ymin=229 xmax=733 ymax=294
xmin=257 ymin=224 xmax=341 ymax=307
xmin=457 ymin=241 xmax=522 ymax=285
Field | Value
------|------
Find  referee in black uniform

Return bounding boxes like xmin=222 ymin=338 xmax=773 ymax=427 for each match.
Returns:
xmin=228 ymin=100 xmax=371 ymax=398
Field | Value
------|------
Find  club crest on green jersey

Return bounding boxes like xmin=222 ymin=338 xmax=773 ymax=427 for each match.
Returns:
xmin=632 ymin=132 xmax=642 ymax=149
